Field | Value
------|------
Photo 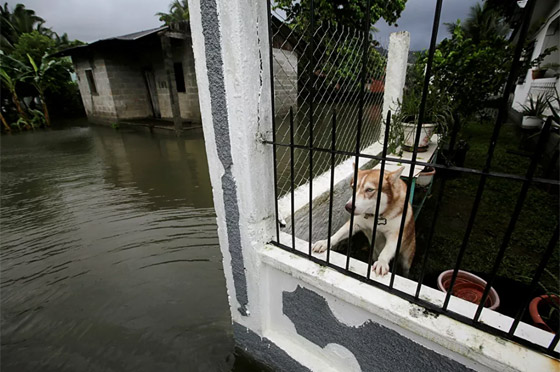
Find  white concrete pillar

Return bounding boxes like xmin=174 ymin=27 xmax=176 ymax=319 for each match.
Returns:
xmin=187 ymin=0 xmax=275 ymax=334
xmin=382 ymin=31 xmax=410 ymax=136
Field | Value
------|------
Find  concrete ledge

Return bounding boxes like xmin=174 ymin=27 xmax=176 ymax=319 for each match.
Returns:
xmin=259 ymin=241 xmax=559 ymax=372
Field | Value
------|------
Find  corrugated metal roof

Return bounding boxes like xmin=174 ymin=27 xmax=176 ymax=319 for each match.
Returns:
xmin=52 ymin=26 xmax=169 ymax=57
xmin=98 ymin=26 xmax=168 ymax=42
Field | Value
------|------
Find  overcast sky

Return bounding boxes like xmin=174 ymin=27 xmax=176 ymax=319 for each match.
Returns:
xmin=8 ymin=0 xmax=480 ymax=50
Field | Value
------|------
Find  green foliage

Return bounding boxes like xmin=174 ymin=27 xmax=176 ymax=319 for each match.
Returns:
xmin=520 ymin=94 xmax=548 ymax=117
xmin=425 ymin=18 xmax=511 ymax=119
xmin=274 ymin=0 xmax=407 ymax=31
xmin=0 ymin=3 xmax=83 ymax=131
xmin=12 ymin=30 xmax=54 ymax=63
xmin=157 ymin=0 xmax=189 ymax=26
xmin=111 ymin=122 xmax=120 ymax=130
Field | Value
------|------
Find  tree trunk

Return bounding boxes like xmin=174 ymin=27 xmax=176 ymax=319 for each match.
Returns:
xmin=39 ymin=91 xmax=51 ymax=127
xmin=11 ymin=91 xmax=30 ymax=129
xmin=0 ymin=111 xmax=11 ymax=133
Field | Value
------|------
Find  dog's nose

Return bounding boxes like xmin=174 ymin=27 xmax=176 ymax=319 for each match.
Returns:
xmin=345 ymin=202 xmax=354 ymax=213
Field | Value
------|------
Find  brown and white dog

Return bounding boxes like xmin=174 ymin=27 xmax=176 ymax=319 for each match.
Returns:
xmin=312 ymin=166 xmax=416 ymax=277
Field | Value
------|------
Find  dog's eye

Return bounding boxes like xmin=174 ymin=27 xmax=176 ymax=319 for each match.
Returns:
xmin=366 ymin=188 xmax=375 ymax=193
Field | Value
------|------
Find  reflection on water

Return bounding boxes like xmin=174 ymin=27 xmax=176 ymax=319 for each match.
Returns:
xmin=1 ymin=125 xmax=235 ymax=371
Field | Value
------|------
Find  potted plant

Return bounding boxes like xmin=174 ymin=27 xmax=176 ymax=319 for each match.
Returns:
xmin=520 ymin=94 xmax=548 ymax=129
xmin=390 ymin=89 xmax=452 ymax=153
xmin=529 ymin=294 xmax=559 ymax=333
xmin=416 ymin=166 xmax=436 ymax=187
xmin=437 ymin=270 xmax=500 ymax=310
xmin=529 ymin=46 xmax=558 ymax=80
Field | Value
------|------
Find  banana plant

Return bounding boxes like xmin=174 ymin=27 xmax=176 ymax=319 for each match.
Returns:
xmin=26 ymin=53 xmax=57 ymax=127
xmin=0 ymin=66 xmax=30 ymax=130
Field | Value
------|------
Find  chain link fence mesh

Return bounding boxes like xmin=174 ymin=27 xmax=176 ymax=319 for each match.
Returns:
xmin=271 ymin=10 xmax=388 ymax=196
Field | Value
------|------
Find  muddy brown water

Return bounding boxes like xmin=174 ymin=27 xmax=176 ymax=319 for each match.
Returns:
xmin=0 ymin=124 xmax=261 ymax=371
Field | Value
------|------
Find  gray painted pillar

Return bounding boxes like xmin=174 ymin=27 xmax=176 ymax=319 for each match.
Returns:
xmin=382 ymin=31 xmax=410 ymax=137
xmin=160 ymin=34 xmax=183 ymax=134
xmin=188 ymin=0 xmax=276 ymax=331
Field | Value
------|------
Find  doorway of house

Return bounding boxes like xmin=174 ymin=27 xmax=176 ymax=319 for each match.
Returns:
xmin=143 ymin=68 xmax=161 ymax=118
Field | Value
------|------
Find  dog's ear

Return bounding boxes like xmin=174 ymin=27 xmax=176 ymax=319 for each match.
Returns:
xmin=388 ymin=166 xmax=405 ymax=183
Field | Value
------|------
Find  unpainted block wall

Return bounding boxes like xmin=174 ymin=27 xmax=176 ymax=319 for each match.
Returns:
xmin=155 ymin=38 xmax=201 ymax=122
xmin=105 ymin=55 xmax=153 ymax=119
xmin=273 ymin=48 xmax=297 ymax=116
xmin=74 ymin=56 xmax=118 ymax=120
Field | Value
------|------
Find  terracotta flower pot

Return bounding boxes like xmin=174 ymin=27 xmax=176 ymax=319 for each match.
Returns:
xmin=529 ymin=295 xmax=559 ymax=333
xmin=532 ymin=69 xmax=547 ymax=80
xmin=437 ymin=270 xmax=500 ymax=310
xmin=416 ymin=167 xmax=436 ymax=187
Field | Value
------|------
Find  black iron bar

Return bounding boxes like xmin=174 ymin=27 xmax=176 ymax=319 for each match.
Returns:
xmin=261 ymin=140 xmax=560 ymax=187
xmin=307 ymin=0 xmax=315 ymax=256
xmin=290 ymin=107 xmax=296 ymax=251
xmin=549 ymin=333 xmax=560 ymax=352
xmin=473 ymin=117 xmax=553 ymax=322
xmin=390 ymin=0 xmax=443 ymax=288
xmin=346 ymin=0 xmax=371 ymax=271
xmin=267 ymin=0 xmax=280 ymax=242
xmin=367 ymin=110 xmax=391 ymax=279
xmin=415 ymin=175 xmax=448 ymax=299
xmin=442 ymin=0 xmax=536 ymax=311
xmin=508 ymin=226 xmax=559 ymax=337
xmin=270 ymin=239 xmax=559 ymax=359
xmin=327 ymin=109 xmax=337 ymax=264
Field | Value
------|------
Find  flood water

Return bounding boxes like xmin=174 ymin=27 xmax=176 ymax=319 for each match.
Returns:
xmin=1 ymin=124 xmax=244 ymax=371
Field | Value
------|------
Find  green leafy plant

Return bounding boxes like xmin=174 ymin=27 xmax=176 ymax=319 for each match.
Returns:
xmin=520 ymin=94 xmax=549 ymax=118
xmin=111 ymin=122 xmax=120 ymax=130
xmin=529 ymin=46 xmax=558 ymax=70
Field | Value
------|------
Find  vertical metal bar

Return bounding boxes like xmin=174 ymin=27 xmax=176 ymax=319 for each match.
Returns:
xmin=307 ymin=0 xmax=315 ymax=256
xmin=415 ymin=174 xmax=448 ymax=299
xmin=389 ymin=0 xmax=443 ymax=288
xmin=549 ymin=333 xmax=560 ymax=352
xmin=326 ymin=109 xmax=337 ymax=264
xmin=367 ymin=110 xmax=391 ymax=279
xmin=346 ymin=0 xmax=371 ymax=271
xmin=266 ymin=0 xmax=280 ymax=242
xmin=508 ymin=226 xmax=559 ymax=336
xmin=290 ymin=107 xmax=296 ymax=251
xmin=443 ymin=0 xmax=536 ymax=310
xmin=473 ymin=118 xmax=553 ymax=321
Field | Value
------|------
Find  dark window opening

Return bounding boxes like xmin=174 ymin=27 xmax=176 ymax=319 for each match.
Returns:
xmin=173 ymin=62 xmax=186 ymax=93
xmin=85 ymin=69 xmax=98 ymax=95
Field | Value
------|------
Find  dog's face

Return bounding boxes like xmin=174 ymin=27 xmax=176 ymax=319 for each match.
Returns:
xmin=345 ymin=166 xmax=404 ymax=216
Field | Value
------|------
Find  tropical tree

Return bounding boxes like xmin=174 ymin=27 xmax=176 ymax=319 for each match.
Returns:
xmin=0 ymin=65 xmax=30 ymax=130
xmin=274 ymin=0 xmax=407 ymax=32
xmin=0 ymin=3 xmax=46 ymax=52
xmin=157 ymin=0 xmax=189 ymax=25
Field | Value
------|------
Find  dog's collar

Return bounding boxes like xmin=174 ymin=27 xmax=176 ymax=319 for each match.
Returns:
xmin=363 ymin=214 xmax=387 ymax=225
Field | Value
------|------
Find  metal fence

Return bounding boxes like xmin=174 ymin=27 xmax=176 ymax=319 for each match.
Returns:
xmin=270 ymin=8 xmax=387 ymax=196
xmin=266 ymin=0 xmax=559 ymax=359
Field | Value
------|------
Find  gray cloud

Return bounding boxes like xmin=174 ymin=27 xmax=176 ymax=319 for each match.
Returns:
xmin=8 ymin=0 xmax=480 ymax=48
xmin=374 ymin=0 xmax=482 ymax=50
xmin=6 ymin=0 xmax=169 ymax=42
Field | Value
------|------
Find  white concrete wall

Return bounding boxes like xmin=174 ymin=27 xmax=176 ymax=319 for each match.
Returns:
xmin=513 ymin=3 xmax=560 ymax=111
xmin=188 ymin=0 xmax=560 ymax=370
xmin=382 ymin=31 xmax=410 ymax=129
xmin=273 ymin=48 xmax=298 ymax=116
xmin=74 ymin=55 xmax=118 ymax=120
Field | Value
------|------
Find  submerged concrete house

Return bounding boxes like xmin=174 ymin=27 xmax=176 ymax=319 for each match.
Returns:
xmin=56 ymin=24 xmax=201 ymax=131
xmin=57 ymin=20 xmax=300 ymax=133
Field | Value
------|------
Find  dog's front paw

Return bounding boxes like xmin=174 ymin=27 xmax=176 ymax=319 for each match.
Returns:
xmin=312 ymin=239 xmax=328 ymax=253
xmin=372 ymin=260 xmax=390 ymax=276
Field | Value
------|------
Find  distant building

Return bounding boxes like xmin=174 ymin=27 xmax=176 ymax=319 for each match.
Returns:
xmin=56 ymin=24 xmax=200 ymax=131
xmin=512 ymin=1 xmax=559 ymax=115
xmin=57 ymin=19 xmax=301 ymax=132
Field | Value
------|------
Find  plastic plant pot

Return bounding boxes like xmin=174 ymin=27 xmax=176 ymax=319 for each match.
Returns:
xmin=402 ymin=122 xmax=436 ymax=152
xmin=529 ymin=295 xmax=559 ymax=333
xmin=437 ymin=270 xmax=500 ymax=310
